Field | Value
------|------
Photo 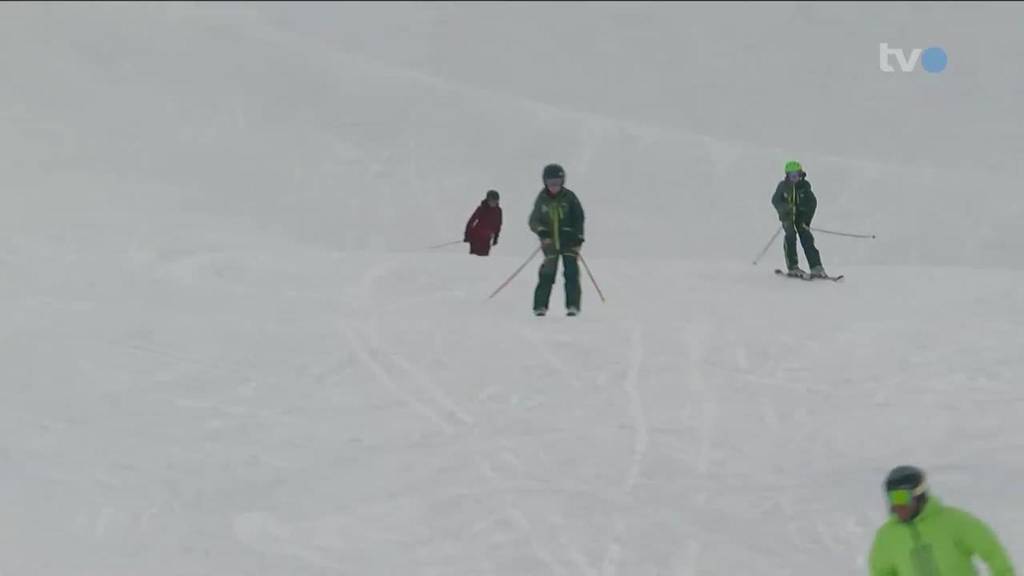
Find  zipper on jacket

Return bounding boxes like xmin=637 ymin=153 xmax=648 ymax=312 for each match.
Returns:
xmin=790 ymin=182 xmax=798 ymax=225
xmin=550 ymin=195 xmax=561 ymax=251
xmin=908 ymin=524 xmax=942 ymax=576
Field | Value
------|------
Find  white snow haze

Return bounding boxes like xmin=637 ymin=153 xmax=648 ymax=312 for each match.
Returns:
xmin=1 ymin=2 xmax=1022 ymax=575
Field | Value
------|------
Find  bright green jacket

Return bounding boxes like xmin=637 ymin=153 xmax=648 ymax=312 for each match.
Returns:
xmin=869 ymin=497 xmax=1014 ymax=576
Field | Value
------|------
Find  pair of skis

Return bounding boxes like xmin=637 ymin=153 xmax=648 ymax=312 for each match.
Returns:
xmin=774 ymin=269 xmax=845 ymax=282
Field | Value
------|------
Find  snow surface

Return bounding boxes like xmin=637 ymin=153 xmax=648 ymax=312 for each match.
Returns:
xmin=1 ymin=3 xmax=1022 ymax=575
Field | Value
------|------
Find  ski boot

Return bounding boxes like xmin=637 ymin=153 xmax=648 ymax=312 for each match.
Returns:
xmin=786 ymin=266 xmax=809 ymax=279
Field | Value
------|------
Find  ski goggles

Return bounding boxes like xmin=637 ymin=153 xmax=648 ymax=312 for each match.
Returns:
xmin=887 ymin=483 xmax=927 ymax=506
xmin=544 ymin=177 xmax=564 ymax=186
xmin=887 ymin=489 xmax=913 ymax=506
xmin=786 ymin=171 xmax=802 ymax=180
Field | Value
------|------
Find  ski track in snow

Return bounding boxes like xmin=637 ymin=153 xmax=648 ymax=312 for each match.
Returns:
xmin=233 ymin=512 xmax=346 ymax=572
xmin=507 ymin=508 xmax=569 ymax=576
xmin=623 ymin=328 xmax=649 ymax=491
xmin=390 ymin=352 xmax=475 ymax=427
xmin=346 ymin=255 xmax=475 ymax=432
xmin=601 ymin=529 xmax=623 ymax=576
xmin=520 ymin=327 xmax=584 ymax=391
xmin=355 ymin=258 xmax=399 ymax=311
xmin=680 ymin=324 xmax=716 ymax=574
xmin=686 ymin=325 xmax=716 ymax=477
xmin=557 ymin=522 xmax=601 ymax=576
xmin=601 ymin=327 xmax=649 ymax=576
xmin=345 ymin=326 xmax=455 ymax=433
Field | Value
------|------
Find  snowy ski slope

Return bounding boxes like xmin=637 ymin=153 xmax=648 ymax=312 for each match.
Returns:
xmin=1 ymin=3 xmax=1021 ymax=575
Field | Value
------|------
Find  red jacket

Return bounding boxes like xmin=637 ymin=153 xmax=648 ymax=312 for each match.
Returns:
xmin=465 ymin=202 xmax=502 ymax=256
xmin=465 ymin=202 xmax=502 ymax=241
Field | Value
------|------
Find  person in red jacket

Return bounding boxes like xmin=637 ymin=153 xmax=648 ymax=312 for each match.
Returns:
xmin=464 ymin=190 xmax=503 ymax=256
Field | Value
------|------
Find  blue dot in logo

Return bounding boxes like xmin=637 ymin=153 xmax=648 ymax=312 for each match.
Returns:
xmin=921 ymin=46 xmax=947 ymax=73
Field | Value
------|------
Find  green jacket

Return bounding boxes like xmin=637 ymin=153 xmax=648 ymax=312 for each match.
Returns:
xmin=528 ymin=187 xmax=585 ymax=251
xmin=771 ymin=177 xmax=817 ymax=226
xmin=869 ymin=497 xmax=1015 ymax=576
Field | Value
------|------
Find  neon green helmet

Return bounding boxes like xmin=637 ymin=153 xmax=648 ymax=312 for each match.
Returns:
xmin=784 ymin=160 xmax=803 ymax=173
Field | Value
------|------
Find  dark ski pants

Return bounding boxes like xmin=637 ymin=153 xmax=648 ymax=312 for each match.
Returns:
xmin=783 ymin=222 xmax=822 ymax=270
xmin=533 ymin=247 xmax=581 ymax=312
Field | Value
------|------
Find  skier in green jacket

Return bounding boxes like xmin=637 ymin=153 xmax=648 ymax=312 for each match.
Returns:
xmin=772 ymin=160 xmax=827 ymax=278
xmin=869 ymin=465 xmax=1015 ymax=576
xmin=528 ymin=163 xmax=585 ymax=317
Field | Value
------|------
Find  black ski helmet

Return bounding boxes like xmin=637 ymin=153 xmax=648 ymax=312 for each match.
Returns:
xmin=486 ymin=189 xmax=500 ymax=201
xmin=542 ymin=163 xmax=565 ymax=183
xmin=885 ymin=465 xmax=927 ymax=496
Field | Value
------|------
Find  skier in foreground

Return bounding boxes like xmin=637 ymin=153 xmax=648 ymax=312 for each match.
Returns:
xmin=771 ymin=160 xmax=828 ymax=278
xmin=868 ymin=465 xmax=1015 ymax=576
xmin=528 ymin=163 xmax=585 ymax=316
xmin=464 ymin=190 xmax=503 ymax=256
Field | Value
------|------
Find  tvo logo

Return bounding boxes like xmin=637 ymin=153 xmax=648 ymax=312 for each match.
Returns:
xmin=879 ymin=43 xmax=948 ymax=73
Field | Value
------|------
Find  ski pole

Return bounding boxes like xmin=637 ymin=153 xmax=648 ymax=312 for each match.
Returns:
xmin=487 ymin=245 xmax=543 ymax=300
xmin=576 ymin=253 xmax=606 ymax=303
xmin=427 ymin=240 xmax=464 ymax=249
xmin=808 ymin=226 xmax=876 ymax=239
xmin=752 ymin=225 xmax=783 ymax=265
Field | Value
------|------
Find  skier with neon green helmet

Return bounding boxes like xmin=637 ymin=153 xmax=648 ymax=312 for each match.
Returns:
xmin=771 ymin=160 xmax=827 ymax=278
xmin=868 ymin=465 xmax=1015 ymax=576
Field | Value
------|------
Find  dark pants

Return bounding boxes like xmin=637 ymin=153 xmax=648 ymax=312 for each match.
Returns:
xmin=533 ymin=246 xmax=581 ymax=311
xmin=783 ymin=222 xmax=822 ymax=270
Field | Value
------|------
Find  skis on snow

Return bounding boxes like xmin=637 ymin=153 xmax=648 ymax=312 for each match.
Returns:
xmin=774 ymin=269 xmax=845 ymax=282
